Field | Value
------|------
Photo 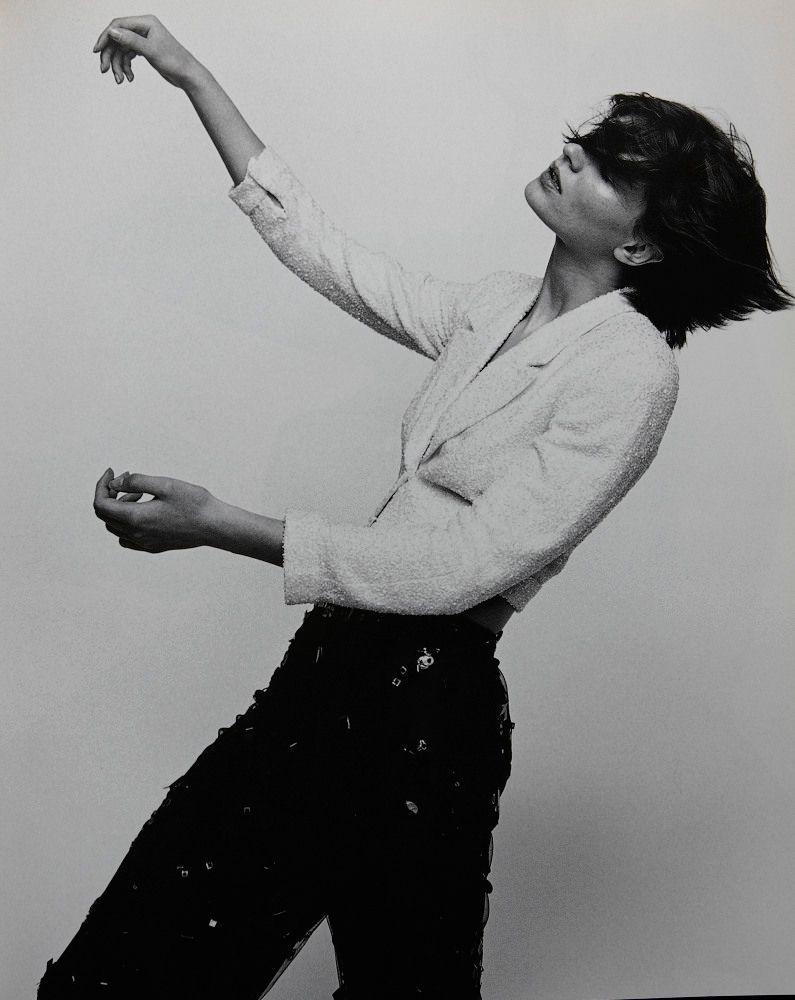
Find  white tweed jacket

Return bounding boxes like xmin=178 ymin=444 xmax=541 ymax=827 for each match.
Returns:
xmin=228 ymin=145 xmax=679 ymax=616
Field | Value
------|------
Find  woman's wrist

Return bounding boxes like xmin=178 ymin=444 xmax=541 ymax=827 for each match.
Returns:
xmin=201 ymin=496 xmax=285 ymax=567
xmin=178 ymin=56 xmax=213 ymax=96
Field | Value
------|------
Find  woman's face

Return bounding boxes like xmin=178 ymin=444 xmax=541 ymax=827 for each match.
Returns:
xmin=525 ymin=142 xmax=647 ymax=260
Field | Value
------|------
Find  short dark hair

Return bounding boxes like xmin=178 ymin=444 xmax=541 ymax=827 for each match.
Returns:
xmin=564 ymin=93 xmax=793 ymax=349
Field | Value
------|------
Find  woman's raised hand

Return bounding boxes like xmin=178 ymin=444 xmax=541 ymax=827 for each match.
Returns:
xmin=92 ymin=15 xmax=198 ymax=89
xmin=92 ymin=16 xmax=265 ymax=212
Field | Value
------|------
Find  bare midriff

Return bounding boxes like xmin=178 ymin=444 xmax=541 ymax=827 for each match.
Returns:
xmin=460 ymin=594 xmax=515 ymax=636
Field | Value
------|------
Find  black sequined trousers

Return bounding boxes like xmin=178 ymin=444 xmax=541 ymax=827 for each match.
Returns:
xmin=38 ymin=603 xmax=514 ymax=1000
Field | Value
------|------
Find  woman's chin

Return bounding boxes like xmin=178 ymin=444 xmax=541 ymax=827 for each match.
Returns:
xmin=524 ymin=179 xmax=552 ymax=224
xmin=523 ymin=179 xmax=539 ymax=204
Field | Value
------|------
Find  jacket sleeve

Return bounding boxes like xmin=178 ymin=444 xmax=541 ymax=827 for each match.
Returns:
xmin=279 ymin=335 xmax=679 ymax=614
xmin=228 ymin=145 xmax=478 ymax=360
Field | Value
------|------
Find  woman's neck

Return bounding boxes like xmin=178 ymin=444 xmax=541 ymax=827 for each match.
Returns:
xmin=530 ymin=239 xmax=627 ymax=329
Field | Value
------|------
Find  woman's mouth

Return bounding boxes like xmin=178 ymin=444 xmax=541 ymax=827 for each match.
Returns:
xmin=545 ymin=163 xmax=562 ymax=194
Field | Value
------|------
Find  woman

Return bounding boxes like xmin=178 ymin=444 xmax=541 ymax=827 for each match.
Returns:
xmin=40 ymin=14 xmax=791 ymax=1000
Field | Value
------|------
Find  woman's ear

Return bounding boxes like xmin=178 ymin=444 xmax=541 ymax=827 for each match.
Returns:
xmin=614 ymin=239 xmax=664 ymax=267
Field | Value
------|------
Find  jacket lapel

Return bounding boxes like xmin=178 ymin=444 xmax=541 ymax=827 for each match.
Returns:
xmin=412 ymin=279 xmax=637 ymax=464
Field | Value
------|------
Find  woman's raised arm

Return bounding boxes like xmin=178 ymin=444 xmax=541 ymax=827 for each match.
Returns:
xmin=93 ymin=15 xmax=263 ymax=184
xmin=93 ymin=15 xmax=479 ymax=359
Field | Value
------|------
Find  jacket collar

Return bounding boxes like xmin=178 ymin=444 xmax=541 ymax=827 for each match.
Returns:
xmin=409 ymin=274 xmax=638 ymax=466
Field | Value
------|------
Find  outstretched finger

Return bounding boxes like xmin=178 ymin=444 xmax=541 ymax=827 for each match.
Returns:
xmin=109 ymin=472 xmax=171 ymax=497
xmin=122 ymin=50 xmax=135 ymax=82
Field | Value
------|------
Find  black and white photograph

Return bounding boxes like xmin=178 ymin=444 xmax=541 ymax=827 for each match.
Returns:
xmin=2 ymin=2 xmax=793 ymax=998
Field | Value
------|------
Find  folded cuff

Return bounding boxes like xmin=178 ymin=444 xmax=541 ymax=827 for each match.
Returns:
xmin=227 ymin=145 xmax=290 ymax=218
xmin=282 ymin=507 xmax=331 ymax=606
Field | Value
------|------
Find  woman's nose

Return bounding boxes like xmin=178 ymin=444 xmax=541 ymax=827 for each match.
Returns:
xmin=563 ymin=142 xmax=586 ymax=171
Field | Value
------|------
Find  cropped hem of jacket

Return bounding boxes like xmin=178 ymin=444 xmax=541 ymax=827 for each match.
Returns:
xmin=228 ymin=144 xmax=680 ymax=616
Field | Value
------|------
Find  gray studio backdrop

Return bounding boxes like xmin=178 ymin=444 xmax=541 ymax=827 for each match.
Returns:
xmin=2 ymin=1 xmax=794 ymax=997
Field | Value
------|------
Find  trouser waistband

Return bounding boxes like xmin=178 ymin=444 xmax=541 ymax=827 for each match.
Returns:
xmin=309 ymin=602 xmax=502 ymax=648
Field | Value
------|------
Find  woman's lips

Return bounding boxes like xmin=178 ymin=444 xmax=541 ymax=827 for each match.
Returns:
xmin=542 ymin=166 xmax=560 ymax=194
